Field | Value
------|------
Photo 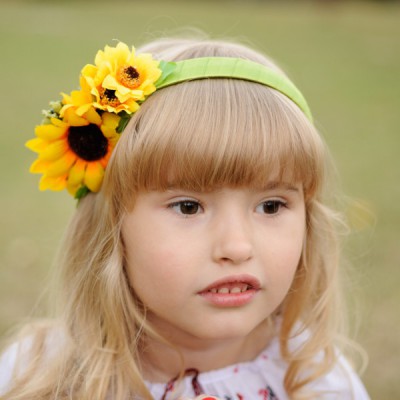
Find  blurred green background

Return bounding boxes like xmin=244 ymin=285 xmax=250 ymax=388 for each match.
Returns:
xmin=1 ymin=0 xmax=399 ymax=397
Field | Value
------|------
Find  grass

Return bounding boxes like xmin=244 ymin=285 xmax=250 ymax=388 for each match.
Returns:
xmin=1 ymin=0 xmax=399 ymax=397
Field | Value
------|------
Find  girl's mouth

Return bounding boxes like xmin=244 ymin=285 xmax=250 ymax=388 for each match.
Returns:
xmin=199 ymin=275 xmax=260 ymax=307
xmin=207 ymin=282 xmax=252 ymax=294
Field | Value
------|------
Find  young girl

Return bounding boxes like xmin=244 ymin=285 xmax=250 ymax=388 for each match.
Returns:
xmin=0 ymin=37 xmax=369 ymax=399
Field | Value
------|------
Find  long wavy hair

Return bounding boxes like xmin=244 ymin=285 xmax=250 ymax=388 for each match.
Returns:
xmin=2 ymin=37 xmax=352 ymax=399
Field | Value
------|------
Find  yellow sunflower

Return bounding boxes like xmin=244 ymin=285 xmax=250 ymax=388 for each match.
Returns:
xmin=26 ymin=105 xmax=120 ymax=198
xmin=79 ymin=42 xmax=162 ymax=114
xmin=60 ymin=87 xmax=93 ymax=117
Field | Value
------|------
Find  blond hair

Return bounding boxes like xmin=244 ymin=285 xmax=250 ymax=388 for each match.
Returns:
xmin=2 ymin=38 xmax=351 ymax=399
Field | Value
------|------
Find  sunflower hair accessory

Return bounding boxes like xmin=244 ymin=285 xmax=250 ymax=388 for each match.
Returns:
xmin=26 ymin=41 xmax=312 ymax=199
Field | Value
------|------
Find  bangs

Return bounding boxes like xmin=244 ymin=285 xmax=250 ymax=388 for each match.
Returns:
xmin=106 ymin=79 xmax=325 ymax=206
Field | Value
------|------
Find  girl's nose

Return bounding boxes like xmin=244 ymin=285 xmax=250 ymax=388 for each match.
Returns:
xmin=211 ymin=213 xmax=254 ymax=265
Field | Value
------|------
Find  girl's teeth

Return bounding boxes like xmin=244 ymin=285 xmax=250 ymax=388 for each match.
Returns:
xmin=208 ymin=285 xmax=250 ymax=294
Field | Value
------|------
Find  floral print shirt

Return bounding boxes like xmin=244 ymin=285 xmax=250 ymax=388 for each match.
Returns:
xmin=145 ymin=333 xmax=370 ymax=400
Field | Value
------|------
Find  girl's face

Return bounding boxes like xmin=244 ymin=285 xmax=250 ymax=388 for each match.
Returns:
xmin=122 ymin=183 xmax=305 ymax=343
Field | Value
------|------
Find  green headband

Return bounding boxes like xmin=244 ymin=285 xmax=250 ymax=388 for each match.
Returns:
xmin=26 ymin=42 xmax=313 ymax=199
xmin=156 ymin=57 xmax=313 ymax=122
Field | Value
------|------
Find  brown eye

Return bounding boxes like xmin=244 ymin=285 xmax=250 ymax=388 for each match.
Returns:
xmin=258 ymin=200 xmax=285 ymax=215
xmin=170 ymin=201 xmax=201 ymax=215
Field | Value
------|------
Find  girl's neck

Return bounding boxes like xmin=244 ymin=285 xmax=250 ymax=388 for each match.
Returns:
xmin=139 ymin=318 xmax=275 ymax=383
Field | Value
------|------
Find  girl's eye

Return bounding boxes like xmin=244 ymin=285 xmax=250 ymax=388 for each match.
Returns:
xmin=169 ymin=200 xmax=202 ymax=215
xmin=257 ymin=200 xmax=286 ymax=215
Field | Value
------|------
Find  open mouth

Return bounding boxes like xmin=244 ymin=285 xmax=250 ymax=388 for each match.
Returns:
xmin=201 ymin=275 xmax=260 ymax=293
xmin=207 ymin=282 xmax=253 ymax=294
xmin=199 ymin=276 xmax=260 ymax=307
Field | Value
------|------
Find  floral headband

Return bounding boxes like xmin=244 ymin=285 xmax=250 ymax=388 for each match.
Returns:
xmin=26 ymin=42 xmax=312 ymax=199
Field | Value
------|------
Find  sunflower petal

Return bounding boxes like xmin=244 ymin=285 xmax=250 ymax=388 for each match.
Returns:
xmin=102 ymin=112 xmax=120 ymax=129
xmin=81 ymin=64 xmax=97 ymax=78
xmin=101 ymin=126 xmax=118 ymax=140
xmin=84 ymin=162 xmax=104 ymax=192
xmin=46 ymin=152 xmax=77 ymax=178
xmin=85 ymin=107 xmax=102 ymax=125
xmin=125 ymin=100 xmax=140 ymax=113
xmin=102 ymin=75 xmax=119 ymax=90
xmin=30 ymin=158 xmax=50 ymax=173
xmin=78 ymin=75 xmax=89 ymax=92
xmin=61 ymin=92 xmax=72 ymax=104
xmin=35 ymin=124 xmax=67 ymax=141
xmin=67 ymin=159 xmax=86 ymax=186
xmin=26 ymin=138 xmax=47 ymax=153
xmin=117 ymin=88 xmax=144 ymax=102
xmin=101 ymin=112 xmax=120 ymax=139
xmin=39 ymin=139 xmax=68 ymax=162
xmin=63 ymin=108 xmax=89 ymax=126
xmin=39 ymin=175 xmax=67 ymax=191
xmin=74 ymin=104 xmax=91 ymax=116
xmin=71 ymin=90 xmax=92 ymax=105
xmin=50 ymin=117 xmax=68 ymax=128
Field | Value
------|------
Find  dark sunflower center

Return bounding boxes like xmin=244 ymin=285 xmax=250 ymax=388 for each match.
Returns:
xmin=103 ymin=89 xmax=118 ymax=101
xmin=68 ymin=124 xmax=108 ymax=161
xmin=98 ymin=87 xmax=121 ymax=107
xmin=117 ymin=65 xmax=141 ymax=89
xmin=125 ymin=66 xmax=140 ymax=80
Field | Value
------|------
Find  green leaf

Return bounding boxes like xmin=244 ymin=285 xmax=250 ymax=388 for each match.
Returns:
xmin=75 ymin=185 xmax=90 ymax=201
xmin=117 ymin=112 xmax=132 ymax=133
xmin=155 ymin=61 xmax=177 ymax=88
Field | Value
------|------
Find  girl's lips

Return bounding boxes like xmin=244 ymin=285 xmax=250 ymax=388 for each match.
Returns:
xmin=200 ymin=274 xmax=261 ymax=293
xmin=198 ymin=275 xmax=261 ymax=307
